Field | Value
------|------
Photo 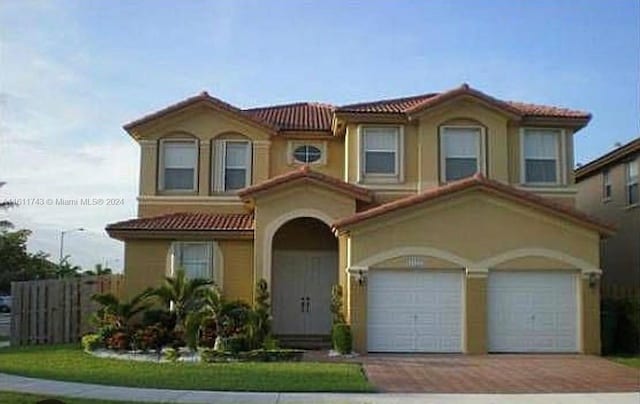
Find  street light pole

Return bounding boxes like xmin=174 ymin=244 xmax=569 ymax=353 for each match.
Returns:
xmin=59 ymin=228 xmax=85 ymax=266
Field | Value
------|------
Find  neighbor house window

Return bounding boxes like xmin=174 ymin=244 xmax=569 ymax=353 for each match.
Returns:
xmin=172 ymin=242 xmax=212 ymax=280
xmin=361 ymin=126 xmax=401 ymax=177
xmin=440 ymin=126 xmax=484 ymax=182
xmin=602 ymin=169 xmax=612 ymax=201
xmin=213 ymin=140 xmax=252 ymax=192
xmin=522 ymin=129 xmax=561 ymax=184
xmin=627 ymin=159 xmax=639 ymax=206
xmin=160 ymin=139 xmax=198 ymax=191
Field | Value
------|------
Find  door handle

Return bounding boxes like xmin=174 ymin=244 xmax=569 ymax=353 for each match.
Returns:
xmin=305 ymin=297 xmax=311 ymax=313
xmin=300 ymin=297 xmax=305 ymax=313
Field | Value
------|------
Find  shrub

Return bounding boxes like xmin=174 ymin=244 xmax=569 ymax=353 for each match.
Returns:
xmin=163 ymin=347 xmax=180 ymax=362
xmin=262 ymin=335 xmax=279 ymax=350
xmin=602 ymin=296 xmax=640 ymax=355
xmin=199 ymin=348 xmax=303 ymax=363
xmin=142 ymin=309 xmax=177 ymax=330
xmin=330 ymin=285 xmax=346 ymax=324
xmin=221 ymin=335 xmax=249 ymax=354
xmin=248 ymin=279 xmax=271 ymax=349
xmin=106 ymin=331 xmax=130 ymax=351
xmin=134 ymin=324 xmax=170 ymax=352
xmin=198 ymin=318 xmax=218 ymax=348
xmin=332 ymin=323 xmax=352 ymax=354
xmin=81 ymin=334 xmax=102 ymax=352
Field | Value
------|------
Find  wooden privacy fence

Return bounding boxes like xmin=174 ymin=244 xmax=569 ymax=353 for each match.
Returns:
xmin=601 ymin=283 xmax=640 ymax=300
xmin=10 ymin=275 xmax=124 ymax=346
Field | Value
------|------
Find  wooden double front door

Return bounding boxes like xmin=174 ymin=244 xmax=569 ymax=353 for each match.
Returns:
xmin=272 ymin=250 xmax=338 ymax=336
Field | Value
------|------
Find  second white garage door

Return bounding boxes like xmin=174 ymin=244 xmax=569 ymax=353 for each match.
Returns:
xmin=367 ymin=269 xmax=463 ymax=352
xmin=488 ymin=271 xmax=578 ymax=353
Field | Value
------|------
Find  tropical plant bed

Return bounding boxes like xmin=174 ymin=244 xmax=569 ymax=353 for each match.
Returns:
xmin=0 ymin=345 xmax=373 ymax=392
xmin=87 ymin=346 xmax=304 ymax=363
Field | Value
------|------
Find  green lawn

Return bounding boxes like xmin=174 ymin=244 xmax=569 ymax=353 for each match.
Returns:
xmin=0 ymin=345 xmax=372 ymax=392
xmin=609 ymin=356 xmax=640 ymax=369
xmin=0 ymin=391 xmax=151 ymax=404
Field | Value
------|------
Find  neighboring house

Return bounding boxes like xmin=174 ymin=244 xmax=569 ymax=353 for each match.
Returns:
xmin=107 ymin=84 xmax=612 ymax=355
xmin=575 ymin=138 xmax=640 ymax=290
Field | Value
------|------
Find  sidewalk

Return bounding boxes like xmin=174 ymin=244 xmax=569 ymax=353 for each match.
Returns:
xmin=0 ymin=373 xmax=638 ymax=404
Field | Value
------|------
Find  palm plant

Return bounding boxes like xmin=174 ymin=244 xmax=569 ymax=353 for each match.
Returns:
xmin=150 ymin=268 xmax=213 ymax=334
xmin=91 ymin=288 xmax=154 ymax=331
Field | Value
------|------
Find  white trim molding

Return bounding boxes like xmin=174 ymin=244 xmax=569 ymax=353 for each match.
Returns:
xmin=477 ymin=247 xmax=600 ymax=274
xmin=353 ymin=246 xmax=473 ymax=269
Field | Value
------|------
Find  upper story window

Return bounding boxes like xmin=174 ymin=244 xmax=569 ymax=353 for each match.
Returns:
xmin=626 ymin=158 xmax=639 ymax=206
xmin=171 ymin=242 xmax=213 ymax=280
xmin=213 ymin=139 xmax=252 ymax=193
xmin=440 ymin=126 xmax=484 ymax=182
xmin=293 ymin=145 xmax=322 ymax=163
xmin=360 ymin=126 xmax=402 ymax=181
xmin=522 ymin=129 xmax=562 ymax=185
xmin=602 ymin=169 xmax=612 ymax=201
xmin=159 ymin=139 xmax=198 ymax=191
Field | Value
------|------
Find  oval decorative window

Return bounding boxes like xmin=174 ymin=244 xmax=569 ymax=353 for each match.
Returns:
xmin=293 ymin=145 xmax=322 ymax=163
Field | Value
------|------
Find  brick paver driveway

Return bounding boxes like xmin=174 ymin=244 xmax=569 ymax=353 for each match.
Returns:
xmin=362 ymin=354 xmax=640 ymax=393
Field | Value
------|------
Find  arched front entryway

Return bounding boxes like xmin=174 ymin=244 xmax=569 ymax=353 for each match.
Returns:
xmin=271 ymin=217 xmax=338 ymax=342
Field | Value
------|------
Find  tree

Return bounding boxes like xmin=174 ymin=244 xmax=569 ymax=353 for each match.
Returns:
xmin=83 ymin=263 xmax=113 ymax=276
xmin=149 ymin=268 xmax=213 ymax=334
xmin=0 ymin=228 xmax=57 ymax=293
xmin=91 ymin=289 xmax=154 ymax=331
xmin=56 ymin=257 xmax=82 ymax=278
xmin=0 ymin=182 xmax=15 ymax=230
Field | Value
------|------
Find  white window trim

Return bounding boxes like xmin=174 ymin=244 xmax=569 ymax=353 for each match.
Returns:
xmin=519 ymin=128 xmax=566 ymax=186
xmin=602 ymin=169 xmax=612 ymax=202
xmin=158 ymin=138 xmax=198 ymax=193
xmin=213 ymin=140 xmax=252 ymax=193
xmin=287 ymin=140 xmax=327 ymax=166
xmin=439 ymin=125 xmax=486 ymax=183
xmin=169 ymin=241 xmax=223 ymax=286
xmin=357 ymin=124 xmax=404 ymax=184
xmin=626 ymin=158 xmax=639 ymax=207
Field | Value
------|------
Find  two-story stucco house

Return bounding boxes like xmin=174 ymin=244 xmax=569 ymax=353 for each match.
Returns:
xmin=107 ymin=84 xmax=613 ymax=355
xmin=575 ymin=138 xmax=639 ymax=289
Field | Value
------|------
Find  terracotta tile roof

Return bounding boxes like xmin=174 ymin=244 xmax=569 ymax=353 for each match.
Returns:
xmin=505 ymin=101 xmax=591 ymax=119
xmin=337 ymin=93 xmax=438 ymax=113
xmin=123 ymin=92 xmax=278 ymax=133
xmin=106 ymin=212 xmax=254 ymax=233
xmin=337 ymin=84 xmax=590 ymax=120
xmin=244 ymin=102 xmax=334 ymax=132
xmin=333 ymin=173 xmax=614 ymax=235
xmin=575 ymin=137 xmax=640 ymax=181
xmin=124 ymin=84 xmax=591 ymax=135
xmin=238 ymin=165 xmax=373 ymax=202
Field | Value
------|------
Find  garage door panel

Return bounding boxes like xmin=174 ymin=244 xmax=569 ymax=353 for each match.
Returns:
xmin=368 ymin=269 xmax=462 ymax=353
xmin=488 ymin=271 xmax=578 ymax=353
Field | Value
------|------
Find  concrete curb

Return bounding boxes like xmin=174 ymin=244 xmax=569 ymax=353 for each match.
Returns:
xmin=0 ymin=373 xmax=638 ymax=403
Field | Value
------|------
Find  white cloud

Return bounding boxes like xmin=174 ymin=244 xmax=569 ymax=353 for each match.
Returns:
xmin=0 ymin=9 xmax=137 ymax=271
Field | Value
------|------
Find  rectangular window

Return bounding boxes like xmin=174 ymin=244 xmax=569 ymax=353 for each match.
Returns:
xmin=362 ymin=127 xmax=399 ymax=175
xmin=224 ymin=141 xmax=250 ymax=191
xmin=627 ymin=159 xmax=639 ymax=206
xmin=441 ymin=127 xmax=483 ymax=182
xmin=602 ymin=169 xmax=612 ymax=201
xmin=523 ymin=129 xmax=560 ymax=184
xmin=173 ymin=242 xmax=212 ymax=280
xmin=161 ymin=140 xmax=197 ymax=191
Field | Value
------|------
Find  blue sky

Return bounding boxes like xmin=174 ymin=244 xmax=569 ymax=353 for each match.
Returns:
xmin=1 ymin=0 xmax=638 ymax=270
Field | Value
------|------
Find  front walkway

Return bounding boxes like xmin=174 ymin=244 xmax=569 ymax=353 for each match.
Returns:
xmin=0 ymin=373 xmax=638 ymax=404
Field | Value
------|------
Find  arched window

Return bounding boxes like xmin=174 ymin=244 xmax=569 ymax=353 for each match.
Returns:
xmin=159 ymin=137 xmax=198 ymax=191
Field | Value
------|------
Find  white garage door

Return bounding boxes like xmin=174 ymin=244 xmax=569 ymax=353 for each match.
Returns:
xmin=488 ymin=271 xmax=578 ymax=353
xmin=367 ymin=269 xmax=462 ymax=352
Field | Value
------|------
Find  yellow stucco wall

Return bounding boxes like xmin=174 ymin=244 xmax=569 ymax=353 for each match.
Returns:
xmin=345 ymin=189 xmax=600 ymax=354
xmin=123 ymin=238 xmax=254 ymax=304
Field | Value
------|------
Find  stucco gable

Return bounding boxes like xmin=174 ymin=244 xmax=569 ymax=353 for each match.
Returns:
xmin=334 ymin=174 xmax=614 ymax=236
